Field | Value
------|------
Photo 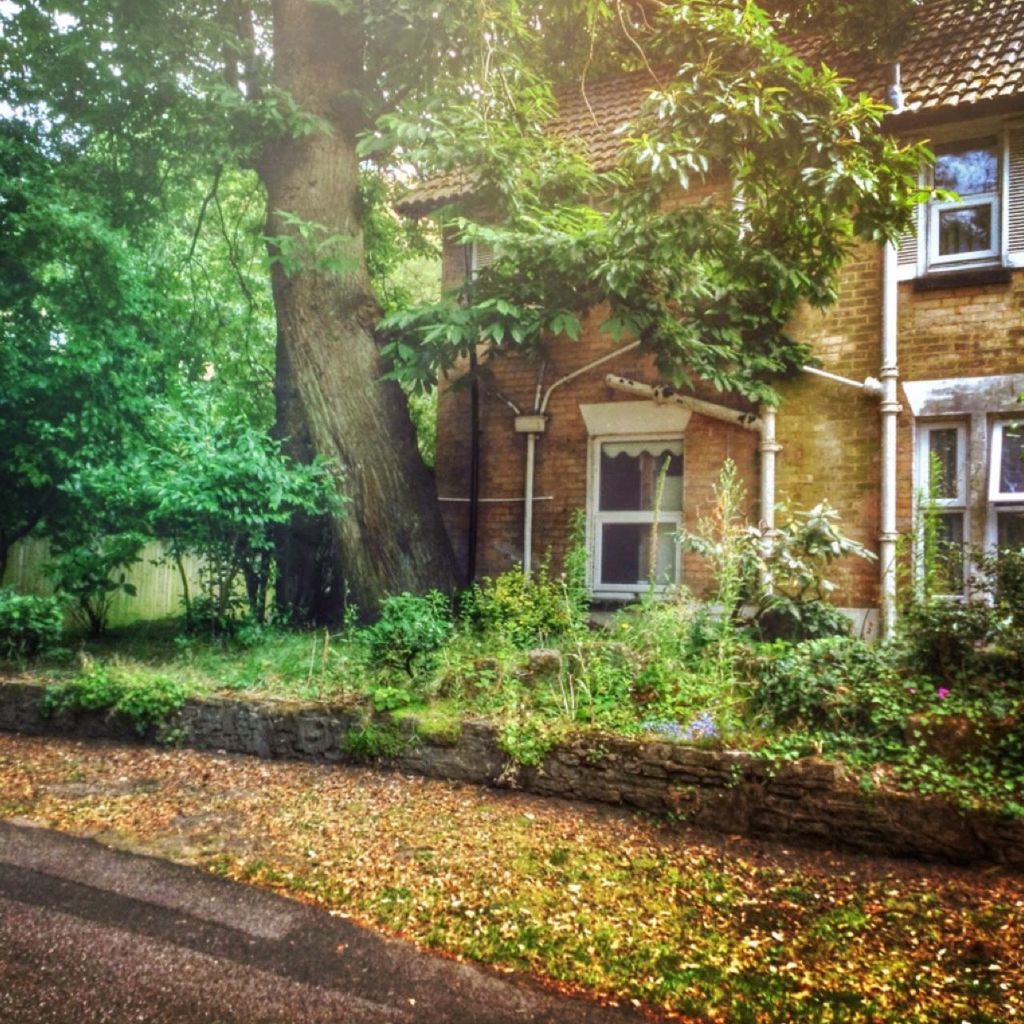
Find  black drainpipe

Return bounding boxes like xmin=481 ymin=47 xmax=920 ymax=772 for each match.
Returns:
xmin=463 ymin=242 xmax=481 ymax=585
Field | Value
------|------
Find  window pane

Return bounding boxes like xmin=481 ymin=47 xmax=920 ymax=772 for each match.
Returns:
xmin=998 ymin=511 xmax=1024 ymax=552
xmin=937 ymin=205 xmax=992 ymax=255
xmin=599 ymin=445 xmax=683 ymax=512
xmin=925 ymin=512 xmax=964 ymax=594
xmin=934 ymin=140 xmax=998 ymax=195
xmin=999 ymin=425 xmax=1024 ymax=494
xmin=927 ymin=428 xmax=959 ymax=499
xmin=600 ymin=523 xmax=678 ymax=586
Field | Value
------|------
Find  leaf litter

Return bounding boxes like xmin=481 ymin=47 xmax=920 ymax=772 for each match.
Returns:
xmin=0 ymin=733 xmax=1021 ymax=1023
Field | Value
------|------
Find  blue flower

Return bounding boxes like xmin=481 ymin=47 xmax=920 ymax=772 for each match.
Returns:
xmin=681 ymin=712 xmax=718 ymax=741
xmin=640 ymin=719 xmax=684 ymax=739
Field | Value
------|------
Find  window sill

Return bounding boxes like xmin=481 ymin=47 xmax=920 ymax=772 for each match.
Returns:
xmin=912 ymin=265 xmax=1013 ymax=291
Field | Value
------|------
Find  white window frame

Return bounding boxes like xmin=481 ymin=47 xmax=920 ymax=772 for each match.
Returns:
xmin=587 ymin=433 xmax=683 ymax=599
xmin=915 ymin=420 xmax=969 ymax=595
xmin=988 ymin=420 xmax=1024 ymax=502
xmin=926 ymin=195 xmax=1000 ymax=267
xmin=926 ymin=135 xmax=1002 ymax=270
xmin=469 ymin=240 xmax=496 ymax=277
xmin=897 ymin=122 xmax=1021 ymax=280
xmin=986 ymin=419 xmax=1024 ymax=551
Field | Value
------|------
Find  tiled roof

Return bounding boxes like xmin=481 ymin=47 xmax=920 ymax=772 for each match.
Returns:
xmin=398 ymin=0 xmax=1024 ymax=214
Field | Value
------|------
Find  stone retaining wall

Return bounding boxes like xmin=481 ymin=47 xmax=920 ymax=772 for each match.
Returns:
xmin=1 ymin=680 xmax=1021 ymax=868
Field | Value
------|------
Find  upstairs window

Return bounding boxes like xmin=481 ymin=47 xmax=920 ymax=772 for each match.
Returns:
xmin=928 ymin=137 xmax=1000 ymax=268
xmin=897 ymin=126 xmax=1024 ymax=279
xmin=591 ymin=439 xmax=683 ymax=596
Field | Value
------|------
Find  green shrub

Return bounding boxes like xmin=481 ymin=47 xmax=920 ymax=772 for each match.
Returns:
xmin=46 ymin=534 xmax=144 ymax=637
xmin=754 ymin=636 xmax=909 ymax=736
xmin=42 ymin=663 xmax=189 ymax=736
xmin=680 ymin=461 xmax=873 ymax=644
xmin=365 ymin=591 xmax=454 ymax=675
xmin=899 ymin=547 xmax=1024 ymax=684
xmin=498 ymin=718 xmax=557 ymax=767
xmin=0 ymin=588 xmax=64 ymax=660
xmin=898 ymin=598 xmax=992 ymax=683
xmin=462 ymin=559 xmax=583 ymax=648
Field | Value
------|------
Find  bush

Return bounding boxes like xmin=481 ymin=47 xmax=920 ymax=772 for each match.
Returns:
xmin=899 ymin=547 xmax=1024 ymax=684
xmin=42 ymin=662 xmax=188 ymax=736
xmin=680 ymin=461 xmax=873 ymax=643
xmin=462 ymin=558 xmax=584 ymax=648
xmin=898 ymin=598 xmax=992 ymax=683
xmin=46 ymin=534 xmax=144 ymax=636
xmin=43 ymin=461 xmax=149 ymax=636
xmin=365 ymin=591 xmax=454 ymax=675
xmin=148 ymin=395 xmax=343 ymax=627
xmin=754 ymin=636 xmax=909 ymax=736
xmin=0 ymin=588 xmax=64 ymax=660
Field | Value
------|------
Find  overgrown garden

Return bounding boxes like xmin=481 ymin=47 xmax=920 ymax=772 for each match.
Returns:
xmin=5 ymin=459 xmax=1023 ymax=820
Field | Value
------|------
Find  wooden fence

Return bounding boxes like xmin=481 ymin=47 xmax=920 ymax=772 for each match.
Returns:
xmin=2 ymin=537 xmax=204 ymax=628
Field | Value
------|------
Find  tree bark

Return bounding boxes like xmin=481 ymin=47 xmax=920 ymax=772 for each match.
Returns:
xmin=272 ymin=331 xmax=346 ymax=626
xmin=260 ymin=0 xmax=458 ymax=615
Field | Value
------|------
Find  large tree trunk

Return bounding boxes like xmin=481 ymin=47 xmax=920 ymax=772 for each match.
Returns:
xmin=260 ymin=0 xmax=458 ymax=615
xmin=272 ymin=332 xmax=346 ymax=626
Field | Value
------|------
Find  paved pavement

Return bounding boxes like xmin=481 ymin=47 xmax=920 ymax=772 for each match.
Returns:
xmin=0 ymin=821 xmax=650 ymax=1024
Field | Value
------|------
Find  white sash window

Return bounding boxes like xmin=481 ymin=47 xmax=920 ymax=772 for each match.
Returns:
xmin=988 ymin=420 xmax=1024 ymax=551
xmin=590 ymin=438 xmax=683 ymax=596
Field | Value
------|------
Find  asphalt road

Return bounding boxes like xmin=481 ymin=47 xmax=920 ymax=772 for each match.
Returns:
xmin=0 ymin=821 xmax=649 ymax=1024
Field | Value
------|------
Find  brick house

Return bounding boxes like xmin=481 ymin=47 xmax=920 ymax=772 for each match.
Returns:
xmin=401 ymin=0 xmax=1024 ymax=638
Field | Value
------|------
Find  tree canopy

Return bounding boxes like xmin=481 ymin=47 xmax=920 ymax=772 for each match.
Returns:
xmin=0 ymin=0 xmax=935 ymax=608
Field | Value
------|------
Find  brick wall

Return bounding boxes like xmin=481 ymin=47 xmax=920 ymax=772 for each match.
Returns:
xmin=779 ymin=244 xmax=885 ymax=610
xmin=436 ymin=300 xmax=760 ymax=596
xmin=435 ymin=230 xmax=1024 ymax=610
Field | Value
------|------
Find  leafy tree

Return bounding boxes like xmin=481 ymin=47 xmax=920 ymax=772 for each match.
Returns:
xmin=382 ymin=2 xmax=927 ymax=406
xmin=146 ymin=393 xmax=342 ymax=627
xmin=0 ymin=121 xmax=197 ymax=576
xmin=1 ymin=0 xmax=933 ymax=609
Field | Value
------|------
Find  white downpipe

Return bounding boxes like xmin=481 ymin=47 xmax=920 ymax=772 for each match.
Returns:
xmin=759 ymin=404 xmax=781 ymax=593
xmin=802 ymin=364 xmax=883 ymax=397
xmin=521 ymin=340 xmax=643 ymax=574
xmin=538 ymin=341 xmax=642 ymax=415
xmin=880 ymin=241 xmax=901 ymax=637
xmin=759 ymin=405 xmax=779 ymax=532
xmin=523 ymin=432 xmax=537 ymax=573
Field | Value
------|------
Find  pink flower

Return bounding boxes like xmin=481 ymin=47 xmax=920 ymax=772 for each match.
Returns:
xmin=936 ymin=687 xmax=950 ymax=700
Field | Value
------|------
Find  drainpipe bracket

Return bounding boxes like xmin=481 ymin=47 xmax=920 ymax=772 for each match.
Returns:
xmin=880 ymin=401 xmax=902 ymax=415
xmin=879 ymin=531 xmax=901 ymax=544
xmin=759 ymin=441 xmax=783 ymax=454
